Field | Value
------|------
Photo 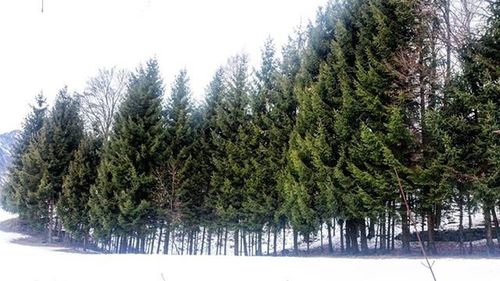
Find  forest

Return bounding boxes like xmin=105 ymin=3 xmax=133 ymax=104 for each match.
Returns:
xmin=0 ymin=0 xmax=498 ymax=256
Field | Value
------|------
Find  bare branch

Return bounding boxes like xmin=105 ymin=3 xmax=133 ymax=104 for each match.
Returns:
xmin=78 ymin=67 xmax=128 ymax=141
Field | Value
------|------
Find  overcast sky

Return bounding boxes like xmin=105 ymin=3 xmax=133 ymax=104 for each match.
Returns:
xmin=0 ymin=0 xmax=325 ymax=133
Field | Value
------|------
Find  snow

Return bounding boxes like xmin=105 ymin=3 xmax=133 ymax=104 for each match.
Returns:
xmin=1 ymin=209 xmax=499 ymax=281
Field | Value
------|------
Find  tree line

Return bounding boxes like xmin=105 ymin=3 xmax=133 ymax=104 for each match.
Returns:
xmin=1 ymin=0 xmax=498 ymax=256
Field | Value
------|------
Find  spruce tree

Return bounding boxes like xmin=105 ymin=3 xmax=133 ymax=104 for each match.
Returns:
xmin=90 ymin=59 xmax=165 ymax=253
xmin=198 ymin=68 xmax=226 ymax=254
xmin=58 ymin=135 xmax=101 ymax=248
xmin=43 ymin=88 xmax=84 ymax=242
xmin=162 ymin=69 xmax=203 ymax=254
xmin=211 ymin=54 xmax=252 ymax=256
xmin=1 ymin=94 xmax=47 ymax=212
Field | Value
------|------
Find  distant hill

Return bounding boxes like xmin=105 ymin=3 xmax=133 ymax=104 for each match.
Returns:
xmin=0 ymin=130 xmax=20 ymax=186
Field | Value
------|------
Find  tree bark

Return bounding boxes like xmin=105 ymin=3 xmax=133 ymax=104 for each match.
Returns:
xmin=327 ymin=220 xmax=333 ymax=253
xmin=380 ymin=215 xmax=386 ymax=251
xmin=293 ymin=229 xmax=298 ymax=256
xmin=201 ymin=227 xmax=206 ymax=255
xmin=163 ymin=223 xmax=170 ymax=255
xmin=359 ymin=219 xmax=368 ymax=253
xmin=157 ymin=224 xmax=163 ymax=254
xmin=242 ymin=229 xmax=248 ymax=256
xmin=491 ymin=208 xmax=500 ymax=245
xmin=339 ymin=219 xmax=345 ymax=253
xmin=467 ymin=195 xmax=473 ymax=254
xmin=282 ymin=224 xmax=286 ymax=256
xmin=47 ymin=201 xmax=54 ymax=244
xmin=267 ymin=227 xmax=271 ymax=255
xmin=484 ymin=207 xmax=494 ymax=254
xmin=320 ymin=221 xmax=324 ymax=253
xmin=427 ymin=212 xmax=437 ymax=255
xmin=224 ymin=228 xmax=228 ymax=256
xmin=348 ymin=220 xmax=359 ymax=254
xmin=459 ymin=195 xmax=465 ymax=255
xmin=207 ymin=228 xmax=212 ymax=255
xmin=401 ymin=200 xmax=411 ymax=254
xmin=234 ymin=228 xmax=240 ymax=256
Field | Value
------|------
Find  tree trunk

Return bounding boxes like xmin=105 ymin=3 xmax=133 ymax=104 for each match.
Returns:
xmin=224 ymin=228 xmax=228 ymax=256
xmin=207 ymin=228 xmax=212 ymax=255
xmin=491 ymin=208 xmax=500 ymax=245
xmin=391 ymin=205 xmax=396 ymax=251
xmin=216 ymin=228 xmax=220 ymax=255
xmin=234 ymin=228 xmax=239 ymax=256
xmin=401 ymin=201 xmax=410 ymax=254
xmin=47 ymin=201 xmax=54 ymax=244
xmin=258 ymin=230 xmax=263 ymax=256
xmin=266 ymin=227 xmax=271 ymax=255
xmin=120 ymin=236 xmax=128 ymax=254
xmin=359 ymin=219 xmax=368 ymax=253
xmin=427 ymin=212 xmax=437 ymax=255
xmin=348 ymin=220 xmax=359 ymax=254
xmin=484 ymin=207 xmax=494 ymax=254
xmin=467 ymin=195 xmax=473 ymax=254
xmin=163 ymin=224 xmax=170 ymax=255
xmin=135 ymin=235 xmax=141 ymax=253
xmin=157 ymin=224 xmax=163 ymax=254
xmin=327 ymin=220 xmax=333 ymax=253
xmin=273 ymin=227 xmax=278 ymax=256
xmin=339 ymin=219 xmax=345 ymax=253
xmin=282 ymin=224 xmax=286 ymax=256
xmin=386 ymin=211 xmax=391 ymax=251
xmin=293 ymin=229 xmax=298 ymax=256
xmin=201 ymin=227 xmax=206 ymax=255
xmin=459 ymin=195 xmax=465 ymax=255
xmin=242 ymin=229 xmax=248 ymax=256
xmin=320 ymin=221 xmax=324 ymax=253
xmin=379 ymin=215 xmax=386 ymax=251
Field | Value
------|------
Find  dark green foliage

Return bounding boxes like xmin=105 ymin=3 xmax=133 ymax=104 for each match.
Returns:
xmin=58 ymin=135 xmax=101 ymax=242
xmin=6 ymin=0 xmax=499 ymax=256
xmin=163 ymin=70 xmax=202 ymax=227
xmin=211 ymin=54 xmax=252 ymax=227
xmin=90 ymin=59 xmax=165 ymax=243
xmin=1 ymin=94 xmax=47 ymax=212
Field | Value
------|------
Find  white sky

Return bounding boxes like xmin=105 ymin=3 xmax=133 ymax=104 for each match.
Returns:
xmin=0 ymin=0 xmax=325 ymax=133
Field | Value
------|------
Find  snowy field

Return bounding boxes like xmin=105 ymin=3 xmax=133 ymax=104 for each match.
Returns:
xmin=1 ymin=209 xmax=499 ymax=281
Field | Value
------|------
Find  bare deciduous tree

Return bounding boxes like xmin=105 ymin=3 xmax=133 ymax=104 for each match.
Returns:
xmin=78 ymin=67 xmax=128 ymax=141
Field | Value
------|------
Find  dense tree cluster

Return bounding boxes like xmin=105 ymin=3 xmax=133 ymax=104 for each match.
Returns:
xmin=1 ymin=0 xmax=498 ymax=255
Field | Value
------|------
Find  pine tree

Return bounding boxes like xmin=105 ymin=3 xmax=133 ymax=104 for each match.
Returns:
xmin=198 ymin=68 xmax=225 ymax=254
xmin=162 ymin=69 xmax=203 ymax=254
xmin=42 ymin=88 xmax=84 ymax=242
xmin=58 ymin=135 xmax=101 ymax=248
xmin=341 ymin=0 xmax=418 ymax=254
xmin=245 ymin=38 xmax=283 ymax=255
xmin=16 ymin=134 xmax=48 ymax=232
xmin=1 ymin=94 xmax=47 ymax=211
xmin=90 ymin=59 xmax=165 ymax=253
xmin=211 ymin=54 xmax=252 ymax=256
xmin=430 ymin=2 xmax=499 ymax=253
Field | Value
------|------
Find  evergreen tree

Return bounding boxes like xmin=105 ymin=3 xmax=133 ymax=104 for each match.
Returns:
xmin=90 ymin=59 xmax=165 ymax=253
xmin=429 ymin=2 xmax=499 ymax=253
xmin=197 ymin=68 xmax=226 ymax=254
xmin=211 ymin=54 xmax=252 ymax=256
xmin=245 ymin=38 xmax=282 ymax=255
xmin=16 ymin=134 xmax=48 ymax=231
xmin=162 ymin=69 xmax=203 ymax=254
xmin=58 ymin=135 xmax=101 ymax=248
xmin=42 ymin=88 xmax=84 ymax=242
xmin=1 ymin=94 xmax=47 ymax=211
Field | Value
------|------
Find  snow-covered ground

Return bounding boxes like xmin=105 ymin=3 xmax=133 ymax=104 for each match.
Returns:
xmin=1 ymin=209 xmax=499 ymax=281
